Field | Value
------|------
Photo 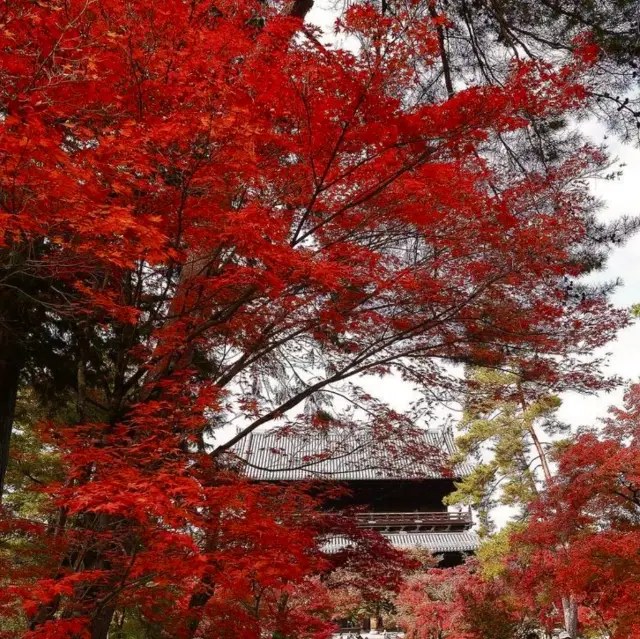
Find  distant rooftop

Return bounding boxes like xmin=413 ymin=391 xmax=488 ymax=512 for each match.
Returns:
xmin=230 ymin=428 xmax=473 ymax=481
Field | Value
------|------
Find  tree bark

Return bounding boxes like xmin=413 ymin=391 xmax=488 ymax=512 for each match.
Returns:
xmin=562 ymin=595 xmax=578 ymax=638
xmin=0 ymin=339 xmax=22 ymax=503
xmin=90 ymin=604 xmax=118 ymax=639
xmin=289 ymin=0 xmax=313 ymax=20
xmin=428 ymin=3 xmax=455 ymax=99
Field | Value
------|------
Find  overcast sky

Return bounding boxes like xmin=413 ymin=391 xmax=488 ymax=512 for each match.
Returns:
xmin=556 ymin=123 xmax=640 ymax=427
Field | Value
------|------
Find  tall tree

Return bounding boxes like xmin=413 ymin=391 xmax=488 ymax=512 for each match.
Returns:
xmin=509 ymin=383 xmax=640 ymax=639
xmin=0 ymin=0 xmax=637 ymax=502
xmin=446 ymin=366 xmax=584 ymax=634
xmin=446 ymin=367 xmax=565 ymax=534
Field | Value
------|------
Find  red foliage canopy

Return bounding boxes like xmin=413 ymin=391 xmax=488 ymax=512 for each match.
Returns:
xmin=395 ymin=562 xmax=524 ymax=639
xmin=510 ymin=384 xmax=640 ymax=638
xmin=0 ymin=0 xmax=631 ymax=636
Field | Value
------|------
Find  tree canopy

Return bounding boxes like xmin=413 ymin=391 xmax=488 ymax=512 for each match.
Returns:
xmin=1 ymin=0 xmax=639 ymax=637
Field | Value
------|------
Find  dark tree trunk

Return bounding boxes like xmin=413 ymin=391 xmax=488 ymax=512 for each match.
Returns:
xmin=289 ymin=0 xmax=313 ymax=19
xmin=0 ymin=342 xmax=22 ymax=503
xmin=90 ymin=604 xmax=118 ymax=639
xmin=184 ymin=534 xmax=219 ymax=638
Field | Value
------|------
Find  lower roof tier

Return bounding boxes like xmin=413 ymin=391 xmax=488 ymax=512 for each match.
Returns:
xmin=324 ymin=530 xmax=480 ymax=554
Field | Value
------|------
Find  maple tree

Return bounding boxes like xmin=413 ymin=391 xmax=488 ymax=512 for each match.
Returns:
xmin=396 ymin=567 xmax=470 ymax=639
xmin=345 ymin=0 xmax=640 ymax=145
xmin=506 ymin=383 xmax=640 ymax=639
xmin=2 ymin=466 xmax=407 ymax=638
xmin=0 ymin=0 xmax=636 ymax=636
xmin=0 ymin=0 xmax=634 ymax=498
xmin=395 ymin=561 xmax=530 ymax=639
xmin=326 ymin=548 xmax=431 ymax=631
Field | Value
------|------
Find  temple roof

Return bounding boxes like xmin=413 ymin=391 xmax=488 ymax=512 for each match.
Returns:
xmin=231 ymin=428 xmax=473 ymax=480
xmin=324 ymin=530 xmax=480 ymax=553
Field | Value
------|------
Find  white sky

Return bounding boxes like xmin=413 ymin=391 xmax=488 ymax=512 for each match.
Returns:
xmin=556 ymin=122 xmax=640 ymax=428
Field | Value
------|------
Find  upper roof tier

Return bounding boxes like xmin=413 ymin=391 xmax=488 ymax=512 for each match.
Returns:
xmin=230 ymin=428 xmax=473 ymax=481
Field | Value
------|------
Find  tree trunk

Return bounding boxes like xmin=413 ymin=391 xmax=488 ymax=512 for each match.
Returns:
xmin=184 ymin=584 xmax=216 ymax=638
xmin=562 ymin=595 xmax=578 ymax=638
xmin=90 ymin=604 xmax=118 ymax=639
xmin=527 ymin=419 xmax=578 ymax=636
xmin=0 ymin=343 xmax=22 ymax=503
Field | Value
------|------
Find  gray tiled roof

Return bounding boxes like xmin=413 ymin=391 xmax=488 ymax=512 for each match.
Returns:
xmin=324 ymin=530 xmax=480 ymax=553
xmin=231 ymin=428 xmax=473 ymax=480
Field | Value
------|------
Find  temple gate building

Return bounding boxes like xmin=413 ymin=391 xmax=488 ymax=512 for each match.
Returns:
xmin=233 ymin=427 xmax=479 ymax=633
xmin=233 ymin=427 xmax=479 ymax=565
